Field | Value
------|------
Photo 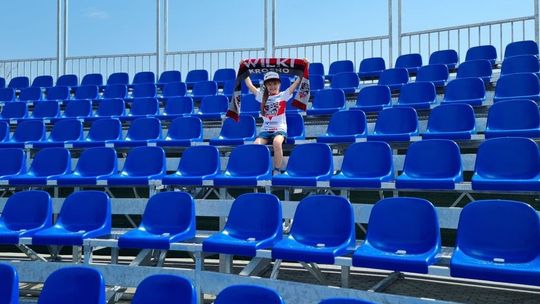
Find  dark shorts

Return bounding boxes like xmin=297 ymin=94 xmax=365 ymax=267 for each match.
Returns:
xmin=258 ymin=131 xmax=287 ymax=141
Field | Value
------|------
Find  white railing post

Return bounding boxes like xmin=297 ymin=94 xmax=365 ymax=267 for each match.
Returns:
xmin=272 ymin=0 xmax=276 ymax=57
xmin=388 ymin=0 xmax=393 ymax=67
xmin=164 ymin=0 xmax=168 ymax=72
xmin=264 ymin=0 xmax=268 ymax=57
xmin=535 ymin=0 xmax=539 ymax=45
xmin=397 ymin=0 xmax=402 ymax=57
xmin=156 ymin=0 xmax=161 ymax=76
xmin=63 ymin=0 xmax=68 ymax=75
xmin=56 ymin=0 xmax=61 ymax=78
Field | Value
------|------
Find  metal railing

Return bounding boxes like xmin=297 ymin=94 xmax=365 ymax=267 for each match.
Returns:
xmin=65 ymin=53 xmax=157 ymax=80
xmin=0 ymin=58 xmax=57 ymax=83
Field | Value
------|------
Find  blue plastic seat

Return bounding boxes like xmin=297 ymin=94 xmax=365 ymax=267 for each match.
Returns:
xmin=377 ymin=68 xmax=409 ymax=92
xmin=106 ymin=72 xmax=129 ymax=86
xmin=309 ymin=62 xmax=325 ymax=76
xmin=153 ymin=116 xmax=202 ymax=147
xmin=0 ymin=102 xmax=28 ymax=120
xmin=8 ymin=76 xmax=30 ymax=90
xmin=130 ymin=83 xmax=157 ymax=99
xmin=161 ymin=146 xmax=220 ymax=186
xmin=32 ymin=75 xmax=54 ymax=88
xmin=0 ymin=77 xmax=4 ymax=89
xmin=191 ymin=80 xmax=217 ymax=101
xmin=93 ymin=98 xmax=125 ymax=119
xmin=442 ymin=77 xmax=486 ymax=106
xmin=80 ymin=73 xmax=103 ymax=87
xmin=56 ymin=74 xmax=78 ymax=88
xmin=222 ymin=80 xmax=235 ymax=99
xmin=239 ymin=94 xmax=261 ymax=117
xmin=450 ymin=200 xmax=540 ymax=285
xmin=472 ymin=137 xmax=540 ymax=191
xmin=7 ymin=147 xmax=71 ymax=186
xmin=327 ymin=60 xmax=354 ymax=80
xmin=317 ymin=110 xmax=367 ymax=143
xmin=103 ymin=84 xmax=128 ymax=99
xmin=215 ymin=285 xmax=284 ymax=304
xmin=0 ymin=263 xmax=18 ymax=303
xmin=273 ymin=143 xmax=333 ymax=187
xmin=203 ymin=193 xmax=282 ymax=257
xmin=38 ymin=267 xmax=105 ymax=304
xmin=330 ymin=72 xmax=359 ymax=94
xmin=367 ymin=107 xmax=419 ymax=142
xmin=415 ymin=64 xmax=449 ymax=88
xmin=70 ymin=118 xmax=122 ymax=148
xmin=279 ymin=76 xmax=291 ymax=92
xmin=29 ymin=100 xmax=60 ymax=120
xmin=132 ymin=71 xmax=155 ymax=86
xmin=158 ymin=96 xmax=193 ymax=119
xmin=74 ymin=85 xmax=99 ymax=101
xmin=330 ymin=142 xmax=394 ymax=188
xmin=309 ymin=74 xmax=325 ymax=95
xmin=32 ymin=119 xmax=83 ymax=148
xmin=0 ymin=149 xmax=25 ymax=180
xmin=32 ymin=191 xmax=110 ymax=246
xmin=485 ymin=99 xmax=540 ymax=138
xmin=423 ymin=103 xmax=476 ymax=140
xmin=0 ymin=190 xmax=52 ymax=244
xmin=157 ymin=70 xmax=182 ymax=89
xmin=106 ymin=146 xmax=166 ymax=186
xmin=0 ymin=121 xmax=10 ymax=142
xmin=396 ymin=139 xmax=463 ymax=189
xmin=213 ymin=68 xmax=236 ymax=87
xmin=162 ymin=82 xmax=187 ymax=99
xmin=185 ymin=69 xmax=209 ymax=89
xmin=429 ymin=49 xmax=459 ymax=70
xmin=285 ymin=113 xmax=305 ymax=144
xmin=56 ymin=147 xmax=117 ymax=186
xmin=128 ymin=97 xmax=159 ymax=118
xmin=493 ymin=73 xmax=540 ymax=103
xmin=61 ymin=99 xmax=92 ymax=119
xmin=45 ymin=86 xmax=69 ymax=101
xmin=132 ymin=274 xmax=196 ymax=304
xmin=118 ymin=192 xmax=196 ymax=249
xmin=0 ymin=88 xmax=15 ymax=103
xmin=501 ymin=54 xmax=540 ymax=76
xmin=210 ymin=116 xmax=257 ymax=146
xmin=456 ymin=59 xmax=492 ymax=85
xmin=319 ymin=299 xmax=375 ymax=304
xmin=395 ymin=53 xmax=423 ymax=75
xmin=19 ymin=87 xmax=43 ymax=102
xmin=272 ymin=195 xmax=355 ymax=264
xmin=213 ymin=144 xmax=272 ymax=186
xmin=350 ymin=85 xmax=391 ymax=112
xmin=504 ymin=40 xmax=539 ymax=58
xmin=1 ymin=120 xmax=46 ymax=148
xmin=353 ymin=197 xmax=440 ymax=273
xmin=109 ymin=117 xmax=162 ymax=147
xmin=194 ymin=95 xmax=228 ymax=119
xmin=358 ymin=57 xmax=386 ymax=80
xmin=465 ymin=45 xmax=497 ymax=65
xmin=395 ymin=81 xmax=436 ymax=109
xmin=306 ymin=88 xmax=346 ymax=116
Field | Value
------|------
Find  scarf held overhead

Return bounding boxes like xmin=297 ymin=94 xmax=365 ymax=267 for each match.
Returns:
xmin=226 ymin=58 xmax=310 ymax=121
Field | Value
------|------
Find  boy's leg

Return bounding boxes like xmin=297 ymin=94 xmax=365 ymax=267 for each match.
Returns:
xmin=255 ymin=137 xmax=269 ymax=145
xmin=272 ymin=135 xmax=285 ymax=170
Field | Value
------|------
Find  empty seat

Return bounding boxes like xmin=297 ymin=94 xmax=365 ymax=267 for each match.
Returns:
xmin=56 ymin=74 xmax=78 ymax=88
xmin=130 ymin=83 xmax=157 ymax=99
xmin=161 ymin=146 xmax=220 ymax=186
xmin=28 ymin=100 xmax=60 ymax=120
xmin=109 ymin=117 xmax=162 ymax=147
xmin=161 ymin=82 xmax=187 ymax=99
xmin=45 ymin=86 xmax=70 ymax=101
xmin=70 ymin=118 xmax=122 ymax=148
xmin=0 ymin=101 xmax=28 ymax=120
xmin=191 ymin=80 xmax=217 ymax=101
xmin=273 ymin=143 xmax=333 ymax=187
xmin=213 ymin=144 xmax=272 ymax=186
xmin=330 ymin=72 xmax=359 ymax=94
xmin=377 ymin=68 xmax=409 ymax=91
xmin=132 ymin=274 xmax=196 ymax=304
xmin=465 ymin=45 xmax=497 ymax=65
xmin=239 ymin=94 xmax=261 ymax=117
xmin=367 ymin=107 xmax=419 ymax=142
xmin=319 ymin=299 xmax=375 ymax=304
xmin=103 ymin=84 xmax=128 ymax=99
xmin=132 ymin=71 xmax=155 ymax=86
xmin=0 ymin=149 xmax=26 ymax=180
xmin=6 ymin=147 xmax=71 ymax=186
xmin=38 ymin=267 xmax=106 ymax=304
xmin=210 ymin=116 xmax=257 ymax=146
xmin=0 ymin=121 xmax=9 ymax=142
xmin=194 ymin=95 xmax=228 ymax=119
xmin=0 ymin=77 xmax=4 ymax=89
xmin=285 ymin=113 xmax=305 ymax=144
xmin=306 ymin=88 xmax=346 ymax=116
xmin=118 ymin=192 xmax=196 ymax=249
xmin=504 ymin=40 xmax=539 ymax=58
xmin=74 ymin=85 xmax=99 ymax=100
xmin=32 ymin=119 xmax=83 ymax=148
xmin=157 ymin=70 xmax=182 ymax=89
xmin=8 ymin=76 xmax=30 ymax=90
xmin=222 ymin=80 xmax=235 ymax=99
xmin=215 ymin=285 xmax=284 ymax=304
xmin=1 ymin=120 xmax=46 ymax=148
xmin=456 ymin=60 xmax=492 ymax=85
xmin=472 ymin=137 xmax=540 ymax=191
xmin=272 ymin=195 xmax=355 ymax=264
xmin=450 ymin=200 xmax=540 ymax=285
xmin=501 ymin=54 xmax=540 ymax=76
xmin=19 ymin=87 xmax=43 ymax=102
xmin=494 ymin=73 xmax=540 ymax=103
xmin=396 ymin=139 xmax=463 ymax=189
xmin=358 ymin=57 xmax=386 ymax=80
xmin=0 ymin=88 xmax=15 ymax=103
xmin=93 ymin=98 xmax=125 ymax=118
xmin=415 ymin=64 xmax=449 ymax=88
xmin=330 ymin=141 xmax=394 ymax=188
xmin=106 ymin=146 xmax=166 ymax=186
xmin=157 ymin=96 xmax=193 ymax=119
xmin=60 ymin=99 xmax=92 ymax=119
xmin=154 ymin=116 xmax=203 ymax=147
xmin=203 ymin=193 xmax=282 ymax=257
xmin=80 ymin=73 xmax=103 ymax=87
xmin=128 ymin=97 xmax=159 ymax=118
xmin=32 ymin=191 xmax=110 ymax=246
xmin=309 ymin=74 xmax=325 ymax=95
xmin=32 ymin=75 xmax=54 ymax=88
xmin=185 ymin=69 xmax=209 ymax=89
xmin=429 ymin=49 xmax=459 ymax=70
xmin=328 ymin=60 xmax=354 ymax=80
xmin=309 ymin=62 xmax=325 ymax=76
xmin=279 ymin=76 xmax=291 ymax=92
xmin=395 ymin=81 xmax=436 ymax=109
xmin=106 ymin=72 xmax=129 ymax=86
xmin=442 ymin=77 xmax=486 ymax=106
xmin=485 ymin=99 xmax=540 ymax=138
xmin=0 ymin=190 xmax=52 ymax=244
xmin=213 ymin=68 xmax=236 ymax=87
xmin=395 ymin=53 xmax=422 ymax=75
xmin=317 ymin=110 xmax=367 ymax=143
xmin=56 ymin=147 xmax=117 ymax=186
xmin=353 ymin=197 xmax=440 ymax=273
xmin=0 ymin=263 xmax=18 ymax=303
xmin=423 ymin=103 xmax=476 ymax=140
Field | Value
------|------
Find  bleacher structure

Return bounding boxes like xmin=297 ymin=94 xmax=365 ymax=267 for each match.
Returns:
xmin=1 ymin=1 xmax=540 ymax=303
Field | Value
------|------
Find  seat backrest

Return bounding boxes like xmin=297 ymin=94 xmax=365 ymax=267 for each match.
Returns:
xmin=80 ymin=73 xmax=103 ymax=86
xmin=192 ymin=80 xmax=217 ymax=96
xmin=355 ymin=85 xmax=391 ymax=107
xmin=456 ymin=60 xmax=492 ymax=80
xmin=286 ymin=143 xmax=333 ymax=176
xmin=495 ymin=72 xmax=540 ymax=97
xmin=122 ymin=146 xmax=166 ymax=176
xmin=96 ymin=98 xmax=125 ymax=117
xmin=398 ymin=82 xmax=436 ymax=104
xmin=309 ymin=74 xmax=325 ymax=91
xmin=240 ymin=94 xmax=261 ymax=113
xmin=199 ymin=95 xmax=228 ymax=114
xmin=309 ymin=62 xmax=325 ymax=76
xmin=185 ymin=69 xmax=209 ymax=83
xmin=132 ymin=71 xmax=155 ymax=85
xmin=132 ymin=274 xmax=196 ymax=304
xmin=505 ymin=40 xmax=539 ymax=58
xmin=45 ymin=86 xmax=70 ymax=101
xmin=0 ymin=88 xmax=15 ymax=102
xmin=0 ymin=148 xmax=26 ymax=176
xmin=19 ymin=87 xmax=43 ymax=101
xmin=444 ymin=77 xmax=485 ymax=100
xmin=395 ymin=53 xmax=422 ymax=70
xmin=319 ymin=299 xmax=375 ymax=304
xmin=56 ymin=191 xmax=111 ymax=233
xmin=163 ymin=96 xmax=193 ymax=115
xmin=32 ymin=75 xmax=54 ymax=88
xmin=1 ymin=101 xmax=28 ymax=119
xmin=158 ymin=70 xmax=182 ymax=84
xmin=0 ymin=121 xmax=9 ymax=142
xmin=312 ymin=88 xmax=345 ymax=109
xmin=103 ymin=84 xmax=128 ymax=99
xmin=38 ymin=267 xmax=105 ymax=304
xmin=1 ymin=190 xmax=52 ymax=231
xmin=286 ymin=113 xmax=305 ymax=139
xmin=341 ymin=142 xmax=394 ymax=178
xmin=501 ymin=54 xmax=540 ymax=75
xmin=12 ymin=120 xmax=46 ymax=142
xmin=87 ymin=118 xmax=122 ymax=141
xmin=330 ymin=72 xmax=359 ymax=90
xmin=374 ymin=107 xmax=418 ymax=134
xmin=457 ymin=200 xmax=540 ymax=263
xmin=429 ymin=49 xmax=459 ymax=67
xmin=177 ymin=146 xmax=220 ymax=176
xmin=326 ymin=110 xmax=367 ymax=136
xmin=125 ymin=117 xmax=162 ymax=140
xmin=215 ymin=285 xmax=284 ymax=304
xmin=224 ymin=193 xmax=282 ymax=240
xmin=465 ymin=45 xmax=497 ymax=63
xmin=0 ymin=263 xmax=18 ymax=304
xmin=219 ymin=116 xmax=256 ymax=139
xmin=130 ymin=97 xmax=159 ymax=116
xmin=132 ymin=84 xmax=157 ymax=98
xmin=359 ymin=57 xmax=386 ymax=73
xmin=213 ymin=68 xmax=236 ymax=83
xmin=75 ymin=147 xmax=117 ymax=177
xmin=31 ymin=101 xmax=59 ymax=118
xmin=402 ymin=139 xmax=462 ymax=178
xmin=56 ymin=74 xmax=78 ymax=87
xmin=378 ymin=68 xmax=409 ymax=86
xmin=0 ymin=77 xmax=4 ymax=89
xmin=162 ymin=82 xmax=187 ymax=97
xmin=49 ymin=119 xmax=84 ymax=142
xmin=367 ymin=197 xmax=440 ymax=254
xmin=329 ymin=60 xmax=354 ymax=76
xmin=140 ymin=192 xmax=195 ymax=236
xmin=167 ymin=116 xmax=202 ymax=140
xmin=475 ymin=137 xmax=540 ymax=179
xmin=64 ymin=99 xmax=92 ymax=117
xmin=427 ymin=104 xmax=476 ymax=132
xmin=291 ymin=195 xmax=354 ymax=247
xmin=279 ymin=76 xmax=291 ymax=92
xmin=107 ymin=72 xmax=129 ymax=86
xmin=487 ymin=99 xmax=540 ymax=130
xmin=75 ymin=85 xmax=99 ymax=100
xmin=29 ymin=147 xmax=71 ymax=177
xmin=8 ymin=76 xmax=30 ymax=89
xmin=225 ymin=144 xmax=271 ymax=176
xmin=415 ymin=64 xmax=449 ymax=82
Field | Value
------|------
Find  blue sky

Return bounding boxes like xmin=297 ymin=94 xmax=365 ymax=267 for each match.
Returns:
xmin=0 ymin=0 xmax=534 ymax=59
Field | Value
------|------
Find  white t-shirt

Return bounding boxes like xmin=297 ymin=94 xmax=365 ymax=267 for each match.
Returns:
xmin=255 ymin=90 xmax=291 ymax=132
